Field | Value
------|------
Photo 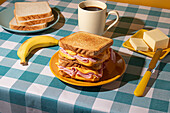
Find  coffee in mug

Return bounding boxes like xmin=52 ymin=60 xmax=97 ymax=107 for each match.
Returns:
xmin=82 ymin=6 xmax=103 ymax=11
xmin=78 ymin=1 xmax=119 ymax=35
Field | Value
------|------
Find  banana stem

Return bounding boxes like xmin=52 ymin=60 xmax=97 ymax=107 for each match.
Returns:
xmin=20 ymin=58 xmax=28 ymax=66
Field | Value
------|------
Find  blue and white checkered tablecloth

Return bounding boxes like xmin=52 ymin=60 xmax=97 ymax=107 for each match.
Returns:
xmin=0 ymin=0 xmax=170 ymax=113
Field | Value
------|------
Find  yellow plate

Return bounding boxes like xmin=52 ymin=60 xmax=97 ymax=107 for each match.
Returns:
xmin=49 ymin=50 xmax=126 ymax=87
xmin=122 ymin=29 xmax=170 ymax=59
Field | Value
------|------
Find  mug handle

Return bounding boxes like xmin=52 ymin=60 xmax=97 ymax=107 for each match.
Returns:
xmin=103 ymin=10 xmax=119 ymax=35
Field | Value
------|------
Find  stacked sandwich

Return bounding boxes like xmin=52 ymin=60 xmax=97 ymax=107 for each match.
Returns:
xmin=56 ymin=31 xmax=114 ymax=82
xmin=9 ymin=1 xmax=54 ymax=31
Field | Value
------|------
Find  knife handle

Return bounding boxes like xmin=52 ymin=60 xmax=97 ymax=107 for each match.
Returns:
xmin=134 ymin=71 xmax=152 ymax=97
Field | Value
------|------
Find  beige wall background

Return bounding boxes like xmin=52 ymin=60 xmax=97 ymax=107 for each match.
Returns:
xmin=108 ymin=0 xmax=170 ymax=9
xmin=1 ymin=0 xmax=170 ymax=9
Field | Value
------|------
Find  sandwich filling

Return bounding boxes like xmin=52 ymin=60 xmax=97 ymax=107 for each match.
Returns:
xmin=57 ymin=48 xmax=115 ymax=79
xmin=59 ymin=48 xmax=110 ymax=66
xmin=57 ymin=65 xmax=103 ymax=79
xmin=56 ymin=31 xmax=114 ymax=82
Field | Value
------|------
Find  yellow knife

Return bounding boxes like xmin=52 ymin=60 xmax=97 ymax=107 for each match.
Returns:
xmin=134 ymin=48 xmax=162 ymax=97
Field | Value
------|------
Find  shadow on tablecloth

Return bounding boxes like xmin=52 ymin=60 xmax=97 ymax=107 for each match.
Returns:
xmin=143 ymin=54 xmax=170 ymax=96
xmin=103 ymin=16 xmax=153 ymax=39
xmin=52 ymin=51 xmax=169 ymax=95
xmin=59 ymin=51 xmax=170 ymax=95
xmin=65 ymin=51 xmax=146 ymax=92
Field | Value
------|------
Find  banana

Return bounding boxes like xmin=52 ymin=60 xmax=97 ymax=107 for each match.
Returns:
xmin=17 ymin=35 xmax=59 ymax=65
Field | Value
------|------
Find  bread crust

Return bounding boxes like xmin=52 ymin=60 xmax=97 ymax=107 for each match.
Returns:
xmin=14 ymin=10 xmax=54 ymax=26
xmin=15 ymin=11 xmax=52 ymax=21
xmin=9 ymin=23 xmax=47 ymax=31
xmin=59 ymin=31 xmax=113 ymax=56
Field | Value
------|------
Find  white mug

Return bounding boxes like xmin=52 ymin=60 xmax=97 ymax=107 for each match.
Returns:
xmin=78 ymin=1 xmax=119 ymax=35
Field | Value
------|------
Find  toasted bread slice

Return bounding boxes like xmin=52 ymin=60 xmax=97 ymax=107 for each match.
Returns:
xmin=9 ymin=17 xmax=47 ymax=31
xmin=59 ymin=31 xmax=113 ymax=56
xmin=15 ymin=1 xmax=52 ymax=21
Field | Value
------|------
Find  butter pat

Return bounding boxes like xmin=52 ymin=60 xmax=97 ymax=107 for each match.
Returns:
xmin=129 ymin=38 xmax=149 ymax=51
xmin=143 ymin=29 xmax=169 ymax=51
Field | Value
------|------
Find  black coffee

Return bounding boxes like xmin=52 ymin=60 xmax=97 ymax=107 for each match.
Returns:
xmin=82 ymin=6 xmax=103 ymax=11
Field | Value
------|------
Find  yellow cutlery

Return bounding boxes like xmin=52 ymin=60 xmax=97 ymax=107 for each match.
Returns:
xmin=134 ymin=48 xmax=162 ymax=97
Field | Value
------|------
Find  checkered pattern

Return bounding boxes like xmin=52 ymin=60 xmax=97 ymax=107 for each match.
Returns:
xmin=0 ymin=0 xmax=170 ymax=113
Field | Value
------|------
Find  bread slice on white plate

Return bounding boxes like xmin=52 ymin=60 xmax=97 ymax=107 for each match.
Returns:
xmin=16 ymin=14 xmax=54 ymax=26
xmin=9 ymin=17 xmax=47 ymax=31
xmin=15 ymin=1 xmax=52 ymax=21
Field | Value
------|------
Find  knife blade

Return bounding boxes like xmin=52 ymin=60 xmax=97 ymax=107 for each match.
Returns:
xmin=134 ymin=48 xmax=162 ymax=97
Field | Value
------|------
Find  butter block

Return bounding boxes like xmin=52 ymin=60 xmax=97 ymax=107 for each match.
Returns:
xmin=143 ymin=29 xmax=169 ymax=51
xmin=129 ymin=38 xmax=149 ymax=51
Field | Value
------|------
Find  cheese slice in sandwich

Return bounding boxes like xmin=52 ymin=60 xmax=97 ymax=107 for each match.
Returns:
xmin=58 ymin=56 xmax=103 ymax=70
xmin=56 ymin=31 xmax=114 ymax=82
xmin=56 ymin=59 xmax=103 ymax=82
xmin=59 ymin=48 xmax=111 ymax=67
xmin=57 ymin=64 xmax=103 ymax=82
xmin=15 ymin=1 xmax=52 ymax=21
xmin=9 ymin=17 xmax=47 ymax=31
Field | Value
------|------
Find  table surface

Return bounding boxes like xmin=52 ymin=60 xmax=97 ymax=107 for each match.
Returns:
xmin=0 ymin=0 xmax=170 ymax=113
